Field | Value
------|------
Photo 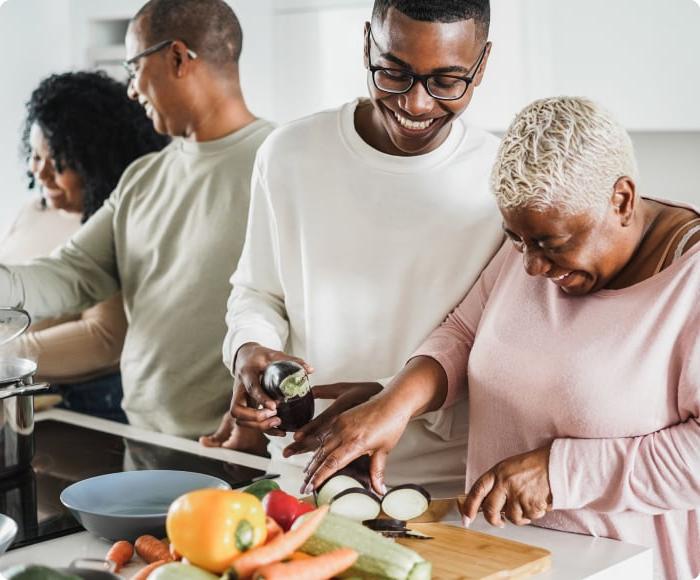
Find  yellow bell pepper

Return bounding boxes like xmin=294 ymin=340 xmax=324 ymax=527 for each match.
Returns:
xmin=166 ymin=489 xmax=267 ymax=573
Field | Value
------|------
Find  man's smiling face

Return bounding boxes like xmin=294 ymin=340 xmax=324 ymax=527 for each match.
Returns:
xmin=364 ymin=7 xmax=490 ymax=156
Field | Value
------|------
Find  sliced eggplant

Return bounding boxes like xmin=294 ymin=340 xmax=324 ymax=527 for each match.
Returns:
xmin=314 ymin=474 xmax=364 ymax=506
xmin=380 ymin=484 xmax=431 ymax=521
xmin=363 ymin=518 xmax=407 ymax=532
xmin=329 ymin=487 xmax=381 ymax=521
xmin=381 ymin=529 xmax=435 ymax=540
xmin=338 ymin=454 xmax=372 ymax=490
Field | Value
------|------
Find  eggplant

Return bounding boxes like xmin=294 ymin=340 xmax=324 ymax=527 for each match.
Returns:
xmin=262 ymin=361 xmax=310 ymax=400
xmin=362 ymin=518 xmax=407 ymax=532
xmin=338 ymin=454 xmax=372 ymax=490
xmin=329 ymin=487 xmax=381 ymax=521
xmin=362 ymin=519 xmax=434 ymax=540
xmin=314 ymin=474 xmax=364 ymax=506
xmin=261 ymin=361 xmax=314 ymax=431
xmin=380 ymin=484 xmax=431 ymax=521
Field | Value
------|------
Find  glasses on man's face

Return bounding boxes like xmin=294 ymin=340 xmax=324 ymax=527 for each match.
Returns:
xmin=366 ymin=26 xmax=487 ymax=101
xmin=122 ymin=39 xmax=198 ymax=82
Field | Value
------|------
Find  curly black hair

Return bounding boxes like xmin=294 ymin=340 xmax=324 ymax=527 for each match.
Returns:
xmin=22 ymin=71 xmax=170 ymax=222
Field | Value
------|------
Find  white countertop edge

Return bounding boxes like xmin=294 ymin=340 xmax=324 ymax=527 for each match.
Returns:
xmin=0 ymin=409 xmax=653 ymax=579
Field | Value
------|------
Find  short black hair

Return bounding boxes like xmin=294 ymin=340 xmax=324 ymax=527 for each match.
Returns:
xmin=22 ymin=71 xmax=170 ymax=222
xmin=134 ymin=0 xmax=243 ymax=68
xmin=372 ymin=0 xmax=490 ymax=41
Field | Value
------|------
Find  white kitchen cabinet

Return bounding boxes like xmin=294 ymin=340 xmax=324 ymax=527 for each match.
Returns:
xmin=65 ymin=0 xmax=700 ymax=130
xmin=462 ymin=0 xmax=700 ymax=131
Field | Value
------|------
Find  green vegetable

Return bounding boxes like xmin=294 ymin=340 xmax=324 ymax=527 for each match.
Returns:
xmin=149 ymin=563 xmax=218 ymax=580
xmin=300 ymin=512 xmax=432 ymax=580
xmin=242 ymin=478 xmax=280 ymax=501
xmin=2 ymin=565 xmax=81 ymax=580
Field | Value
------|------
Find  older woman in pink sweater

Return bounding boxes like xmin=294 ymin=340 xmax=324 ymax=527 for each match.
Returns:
xmin=295 ymin=97 xmax=700 ymax=579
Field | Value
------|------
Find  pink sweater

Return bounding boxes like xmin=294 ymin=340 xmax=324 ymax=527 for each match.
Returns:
xmin=415 ymin=228 xmax=700 ymax=579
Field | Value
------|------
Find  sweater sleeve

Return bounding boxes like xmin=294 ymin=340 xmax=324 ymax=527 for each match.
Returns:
xmin=549 ymin=308 xmax=700 ymax=514
xmin=0 ymin=192 xmax=120 ymax=320
xmin=18 ymin=293 xmax=127 ymax=383
xmin=222 ymin=160 xmax=289 ymax=373
xmin=411 ymin=242 xmax=511 ymax=408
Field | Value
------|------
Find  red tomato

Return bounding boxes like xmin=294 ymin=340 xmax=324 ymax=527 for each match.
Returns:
xmin=262 ymin=490 xmax=314 ymax=531
xmin=295 ymin=500 xmax=314 ymax=519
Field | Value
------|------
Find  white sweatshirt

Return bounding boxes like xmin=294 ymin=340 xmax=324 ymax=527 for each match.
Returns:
xmin=224 ymin=100 xmax=503 ymax=492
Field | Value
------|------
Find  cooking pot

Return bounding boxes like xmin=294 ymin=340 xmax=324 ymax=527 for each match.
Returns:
xmin=0 ymin=308 xmax=49 ymax=477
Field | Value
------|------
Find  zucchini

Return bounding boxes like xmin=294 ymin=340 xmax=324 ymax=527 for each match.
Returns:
xmin=300 ymin=513 xmax=431 ymax=579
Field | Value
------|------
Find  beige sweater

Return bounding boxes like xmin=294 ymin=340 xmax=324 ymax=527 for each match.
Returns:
xmin=0 ymin=199 xmax=126 ymax=382
xmin=0 ymin=120 xmax=274 ymax=436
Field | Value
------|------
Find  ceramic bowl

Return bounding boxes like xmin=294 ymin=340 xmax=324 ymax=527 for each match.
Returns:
xmin=0 ymin=513 xmax=18 ymax=554
xmin=60 ymin=470 xmax=230 ymax=541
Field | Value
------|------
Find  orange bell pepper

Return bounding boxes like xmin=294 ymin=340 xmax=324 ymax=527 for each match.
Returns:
xmin=166 ymin=489 xmax=267 ymax=573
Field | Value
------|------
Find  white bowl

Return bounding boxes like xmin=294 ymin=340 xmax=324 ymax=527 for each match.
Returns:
xmin=60 ymin=470 xmax=230 ymax=541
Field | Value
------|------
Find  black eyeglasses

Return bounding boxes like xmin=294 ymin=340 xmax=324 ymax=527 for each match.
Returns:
xmin=122 ymin=39 xmax=198 ymax=81
xmin=366 ymin=26 xmax=487 ymax=101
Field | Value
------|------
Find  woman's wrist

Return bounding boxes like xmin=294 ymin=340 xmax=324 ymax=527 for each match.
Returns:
xmin=379 ymin=356 xmax=449 ymax=419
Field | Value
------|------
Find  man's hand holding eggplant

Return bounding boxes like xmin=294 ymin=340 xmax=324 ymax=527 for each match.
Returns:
xmin=231 ymin=343 xmax=314 ymax=436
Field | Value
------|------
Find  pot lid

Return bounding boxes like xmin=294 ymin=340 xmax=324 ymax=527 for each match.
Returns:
xmin=0 ymin=308 xmax=31 ymax=347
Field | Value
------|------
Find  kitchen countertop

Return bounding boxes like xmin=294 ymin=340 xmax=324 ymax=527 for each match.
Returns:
xmin=0 ymin=409 xmax=653 ymax=579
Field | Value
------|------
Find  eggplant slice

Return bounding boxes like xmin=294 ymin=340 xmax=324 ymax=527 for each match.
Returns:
xmin=315 ymin=474 xmax=364 ymax=506
xmin=380 ymin=484 xmax=431 ymax=521
xmin=363 ymin=518 xmax=407 ymax=531
xmin=329 ymin=487 xmax=381 ymax=521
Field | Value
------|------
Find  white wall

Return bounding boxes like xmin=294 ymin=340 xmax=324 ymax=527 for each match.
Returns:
xmin=0 ymin=0 xmax=73 ymax=233
xmin=631 ymin=132 xmax=700 ymax=206
xmin=1 ymin=0 xmax=699 ymax=237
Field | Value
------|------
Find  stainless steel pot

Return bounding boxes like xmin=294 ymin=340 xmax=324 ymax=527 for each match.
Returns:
xmin=58 ymin=559 xmax=121 ymax=580
xmin=0 ymin=308 xmax=49 ymax=477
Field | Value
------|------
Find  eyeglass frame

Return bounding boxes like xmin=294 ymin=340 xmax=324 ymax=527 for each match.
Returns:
xmin=366 ymin=25 xmax=488 ymax=101
xmin=122 ymin=39 xmax=198 ymax=81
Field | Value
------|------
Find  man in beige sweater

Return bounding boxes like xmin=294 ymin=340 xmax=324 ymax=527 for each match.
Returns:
xmin=0 ymin=0 xmax=274 ymax=437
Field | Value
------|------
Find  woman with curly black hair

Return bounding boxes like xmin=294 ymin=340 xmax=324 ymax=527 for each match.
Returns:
xmin=0 ymin=71 xmax=169 ymax=422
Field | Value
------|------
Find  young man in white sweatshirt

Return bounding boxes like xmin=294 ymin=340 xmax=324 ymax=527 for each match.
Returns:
xmin=205 ymin=0 xmax=502 ymax=494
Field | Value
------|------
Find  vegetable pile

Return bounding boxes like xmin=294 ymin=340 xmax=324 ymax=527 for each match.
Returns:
xmin=101 ymin=478 xmax=430 ymax=580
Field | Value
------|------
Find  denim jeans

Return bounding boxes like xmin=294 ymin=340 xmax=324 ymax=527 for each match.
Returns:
xmin=52 ymin=371 xmax=128 ymax=424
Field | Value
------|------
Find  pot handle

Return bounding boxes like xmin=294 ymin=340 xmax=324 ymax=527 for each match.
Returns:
xmin=69 ymin=559 xmax=117 ymax=573
xmin=0 ymin=383 xmax=50 ymax=400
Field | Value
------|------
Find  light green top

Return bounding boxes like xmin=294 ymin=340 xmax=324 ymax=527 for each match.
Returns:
xmin=0 ymin=119 xmax=274 ymax=437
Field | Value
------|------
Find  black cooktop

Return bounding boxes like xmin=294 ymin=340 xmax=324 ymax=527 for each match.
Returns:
xmin=1 ymin=420 xmax=271 ymax=551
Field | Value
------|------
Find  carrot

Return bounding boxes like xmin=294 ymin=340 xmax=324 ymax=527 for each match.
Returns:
xmin=106 ymin=540 xmax=134 ymax=572
xmin=286 ymin=551 xmax=312 ymax=561
xmin=252 ymin=548 xmax=358 ymax=580
xmin=265 ymin=517 xmax=283 ymax=544
xmin=228 ymin=505 xmax=329 ymax=579
xmin=135 ymin=535 xmax=172 ymax=564
xmin=131 ymin=560 xmax=168 ymax=580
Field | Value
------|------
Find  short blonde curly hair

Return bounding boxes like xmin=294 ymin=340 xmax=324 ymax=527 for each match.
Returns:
xmin=491 ymin=97 xmax=638 ymax=216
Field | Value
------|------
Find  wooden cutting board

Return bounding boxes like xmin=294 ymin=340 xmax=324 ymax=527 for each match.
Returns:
xmin=396 ymin=523 xmax=551 ymax=579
